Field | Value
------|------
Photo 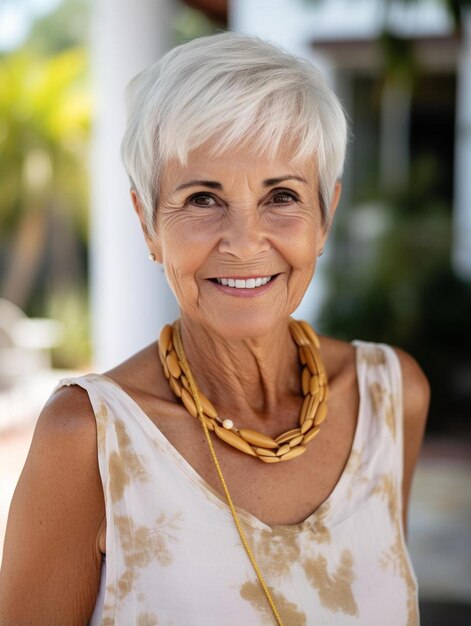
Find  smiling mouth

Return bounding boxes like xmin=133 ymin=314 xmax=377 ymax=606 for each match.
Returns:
xmin=209 ymin=275 xmax=278 ymax=289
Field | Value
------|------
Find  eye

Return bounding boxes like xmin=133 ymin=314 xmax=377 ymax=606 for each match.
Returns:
xmin=271 ymin=190 xmax=299 ymax=204
xmin=187 ymin=192 xmax=219 ymax=207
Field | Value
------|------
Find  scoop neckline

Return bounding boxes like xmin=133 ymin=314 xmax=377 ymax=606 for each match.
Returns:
xmin=85 ymin=340 xmax=366 ymax=534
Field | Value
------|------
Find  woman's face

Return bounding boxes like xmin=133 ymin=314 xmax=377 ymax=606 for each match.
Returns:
xmin=136 ymin=143 xmax=340 ymax=339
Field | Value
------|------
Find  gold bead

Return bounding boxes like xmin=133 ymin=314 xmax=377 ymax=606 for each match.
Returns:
xmin=299 ymin=320 xmax=321 ymax=349
xmin=302 ymin=426 xmax=321 ymax=444
xmin=214 ymin=425 xmax=256 ymax=456
xmin=239 ymin=428 xmax=278 ymax=449
xmin=159 ymin=324 xmax=173 ymax=355
xmin=199 ymin=392 xmax=218 ymax=418
xmin=274 ymin=428 xmax=301 ymax=445
xmin=279 ymin=445 xmax=307 ymax=461
xmin=301 ymin=418 xmax=313 ymax=434
xmin=276 ymin=444 xmax=291 ymax=456
xmin=259 ymin=455 xmax=281 ymax=463
xmin=166 ymin=351 xmax=181 ymax=379
xmin=289 ymin=434 xmax=304 ymax=447
xmin=181 ymin=388 xmax=198 ymax=418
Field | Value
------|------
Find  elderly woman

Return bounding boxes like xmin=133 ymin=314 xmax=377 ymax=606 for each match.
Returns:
xmin=0 ymin=32 xmax=429 ymax=626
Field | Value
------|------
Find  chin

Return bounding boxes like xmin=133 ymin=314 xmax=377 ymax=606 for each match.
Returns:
xmin=201 ymin=307 xmax=289 ymax=341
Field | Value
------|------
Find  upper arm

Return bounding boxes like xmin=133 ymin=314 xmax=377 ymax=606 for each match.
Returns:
xmin=0 ymin=385 xmax=106 ymax=626
xmin=392 ymin=347 xmax=430 ymax=539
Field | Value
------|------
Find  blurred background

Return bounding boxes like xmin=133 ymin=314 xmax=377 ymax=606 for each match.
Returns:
xmin=0 ymin=0 xmax=470 ymax=623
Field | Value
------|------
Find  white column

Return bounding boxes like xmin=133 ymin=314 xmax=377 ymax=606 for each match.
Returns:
xmin=90 ymin=0 xmax=179 ymax=371
xmin=453 ymin=9 xmax=471 ymax=280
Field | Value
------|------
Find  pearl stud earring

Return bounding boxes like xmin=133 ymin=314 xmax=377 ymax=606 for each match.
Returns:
xmin=148 ymin=252 xmax=156 ymax=262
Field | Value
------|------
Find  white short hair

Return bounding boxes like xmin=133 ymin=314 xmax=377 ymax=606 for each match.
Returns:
xmin=121 ymin=31 xmax=348 ymax=239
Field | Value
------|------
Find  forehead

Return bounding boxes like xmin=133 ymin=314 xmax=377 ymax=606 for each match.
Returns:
xmin=160 ymin=142 xmax=318 ymax=192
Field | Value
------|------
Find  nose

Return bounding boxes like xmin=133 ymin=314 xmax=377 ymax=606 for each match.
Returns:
xmin=218 ymin=210 xmax=270 ymax=260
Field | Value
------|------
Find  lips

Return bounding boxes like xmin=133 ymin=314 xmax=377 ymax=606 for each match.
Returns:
xmin=207 ymin=273 xmax=280 ymax=297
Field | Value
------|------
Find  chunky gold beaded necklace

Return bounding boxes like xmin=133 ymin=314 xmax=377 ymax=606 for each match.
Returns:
xmin=158 ymin=317 xmax=328 ymax=626
xmin=159 ymin=317 xmax=329 ymax=462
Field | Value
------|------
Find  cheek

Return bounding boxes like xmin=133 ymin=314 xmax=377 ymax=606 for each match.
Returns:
xmin=157 ymin=215 xmax=223 ymax=312
xmin=159 ymin=214 xmax=218 ymax=275
xmin=164 ymin=262 xmax=198 ymax=308
xmin=272 ymin=215 xmax=319 ymax=269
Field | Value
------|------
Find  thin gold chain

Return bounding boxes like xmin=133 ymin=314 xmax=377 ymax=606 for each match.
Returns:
xmin=173 ymin=319 xmax=285 ymax=626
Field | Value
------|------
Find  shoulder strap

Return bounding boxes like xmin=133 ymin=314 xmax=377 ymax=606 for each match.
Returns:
xmin=52 ymin=374 xmax=112 ymax=487
xmin=52 ymin=374 xmax=109 ymax=417
xmin=352 ymin=340 xmax=404 ymax=491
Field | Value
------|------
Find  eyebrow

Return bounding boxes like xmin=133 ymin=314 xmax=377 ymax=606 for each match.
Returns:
xmin=174 ymin=175 xmax=307 ymax=192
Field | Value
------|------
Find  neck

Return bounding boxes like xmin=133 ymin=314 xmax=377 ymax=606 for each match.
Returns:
xmin=178 ymin=314 xmax=302 ymax=427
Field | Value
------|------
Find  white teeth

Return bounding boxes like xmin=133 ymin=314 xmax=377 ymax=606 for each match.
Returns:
xmin=215 ymin=276 xmax=273 ymax=288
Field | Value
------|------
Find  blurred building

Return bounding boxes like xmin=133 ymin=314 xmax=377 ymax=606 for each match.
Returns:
xmin=92 ymin=0 xmax=471 ymax=374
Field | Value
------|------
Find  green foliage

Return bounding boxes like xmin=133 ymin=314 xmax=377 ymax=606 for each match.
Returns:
xmin=378 ymin=31 xmax=417 ymax=87
xmin=26 ymin=0 xmax=90 ymax=54
xmin=0 ymin=0 xmax=91 ymax=369
xmin=319 ymin=171 xmax=471 ymax=429
xmin=320 ymin=194 xmax=451 ymax=346
xmin=0 ymin=46 xmax=91 ymax=243
xmin=174 ymin=5 xmax=222 ymax=44
xmin=44 ymin=284 xmax=92 ymax=369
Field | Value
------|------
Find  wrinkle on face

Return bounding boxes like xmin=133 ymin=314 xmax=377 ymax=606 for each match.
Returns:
xmin=141 ymin=142 xmax=339 ymax=418
xmin=154 ymin=143 xmax=325 ymax=329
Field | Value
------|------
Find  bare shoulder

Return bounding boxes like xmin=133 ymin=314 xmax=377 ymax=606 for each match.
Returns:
xmin=391 ymin=346 xmax=431 ymax=420
xmin=30 ymin=382 xmax=104 ymax=474
xmin=0 ymin=384 xmax=105 ymax=624
xmin=22 ymin=383 xmax=102 ymax=491
xmin=41 ymin=381 xmax=98 ymax=432
xmin=30 ymin=382 xmax=105 ymax=523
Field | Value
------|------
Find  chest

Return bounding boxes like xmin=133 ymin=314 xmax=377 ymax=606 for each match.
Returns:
xmin=97 ymin=385 xmax=359 ymax=554
xmin=94 ymin=447 xmax=417 ymax=626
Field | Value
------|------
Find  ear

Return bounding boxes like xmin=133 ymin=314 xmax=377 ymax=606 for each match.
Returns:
xmin=328 ymin=180 xmax=342 ymax=222
xmin=319 ymin=180 xmax=342 ymax=250
xmin=130 ymin=189 xmax=162 ymax=263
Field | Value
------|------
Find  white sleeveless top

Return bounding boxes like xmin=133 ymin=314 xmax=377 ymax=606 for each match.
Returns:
xmin=52 ymin=340 xmax=420 ymax=626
